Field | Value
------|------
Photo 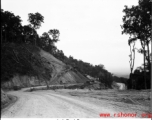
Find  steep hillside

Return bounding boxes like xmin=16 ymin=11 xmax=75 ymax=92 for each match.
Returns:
xmin=39 ymin=49 xmax=88 ymax=85
xmin=1 ymin=89 xmax=9 ymax=109
xmin=1 ymin=43 xmax=88 ymax=89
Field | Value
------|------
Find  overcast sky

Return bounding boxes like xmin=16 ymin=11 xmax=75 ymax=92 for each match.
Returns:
xmin=2 ymin=0 xmax=144 ymax=78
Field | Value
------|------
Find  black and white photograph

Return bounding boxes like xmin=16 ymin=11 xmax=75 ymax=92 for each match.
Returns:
xmin=1 ymin=0 xmax=152 ymax=118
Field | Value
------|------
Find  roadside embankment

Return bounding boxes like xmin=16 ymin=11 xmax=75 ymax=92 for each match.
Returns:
xmin=1 ymin=89 xmax=17 ymax=112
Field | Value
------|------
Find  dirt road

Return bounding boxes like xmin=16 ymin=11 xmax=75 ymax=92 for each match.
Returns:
xmin=1 ymin=89 xmax=149 ymax=118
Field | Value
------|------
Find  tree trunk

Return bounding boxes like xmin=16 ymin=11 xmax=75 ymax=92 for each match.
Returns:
xmin=43 ymin=76 xmax=50 ymax=89
xmin=146 ymin=42 xmax=150 ymax=71
xmin=143 ymin=41 xmax=147 ymax=89
xmin=132 ymin=44 xmax=135 ymax=89
xmin=140 ymin=40 xmax=147 ymax=89
xmin=129 ymin=42 xmax=135 ymax=89
xmin=44 ymin=79 xmax=49 ymax=89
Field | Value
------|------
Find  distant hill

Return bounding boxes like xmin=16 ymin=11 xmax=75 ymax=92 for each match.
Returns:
xmin=121 ymin=75 xmax=129 ymax=79
xmin=114 ymin=73 xmax=129 ymax=79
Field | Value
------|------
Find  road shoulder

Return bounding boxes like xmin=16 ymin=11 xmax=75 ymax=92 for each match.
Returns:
xmin=1 ymin=94 xmax=18 ymax=114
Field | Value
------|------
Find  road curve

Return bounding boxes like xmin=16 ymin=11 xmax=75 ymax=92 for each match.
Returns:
xmin=1 ymin=89 xmax=148 ymax=118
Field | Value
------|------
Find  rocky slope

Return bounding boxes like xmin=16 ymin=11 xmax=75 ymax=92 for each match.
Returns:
xmin=1 ymin=43 xmax=88 ymax=89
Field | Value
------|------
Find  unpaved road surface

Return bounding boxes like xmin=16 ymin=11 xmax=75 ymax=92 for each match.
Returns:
xmin=1 ymin=89 xmax=150 ymax=118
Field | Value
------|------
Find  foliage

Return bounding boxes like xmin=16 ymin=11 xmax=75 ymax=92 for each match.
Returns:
xmin=48 ymin=29 xmax=60 ymax=42
xmin=22 ymin=25 xmax=38 ymax=44
xmin=112 ymin=76 xmax=128 ymax=84
xmin=1 ymin=9 xmax=23 ymax=43
xmin=127 ymin=66 xmax=151 ymax=89
xmin=121 ymin=0 xmax=151 ymax=40
xmin=54 ymin=53 xmax=114 ymax=88
xmin=121 ymin=0 xmax=151 ymax=89
xmin=38 ymin=30 xmax=59 ymax=54
xmin=121 ymin=0 xmax=151 ymax=65
xmin=1 ymin=9 xmax=122 ymax=89
xmin=28 ymin=12 xmax=44 ymax=29
xmin=1 ymin=43 xmax=52 ymax=84
xmin=27 ymin=12 xmax=44 ymax=45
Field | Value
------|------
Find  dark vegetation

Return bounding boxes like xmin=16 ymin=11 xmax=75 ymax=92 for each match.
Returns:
xmin=121 ymin=0 xmax=151 ymax=89
xmin=3 ymin=5 xmax=145 ymax=90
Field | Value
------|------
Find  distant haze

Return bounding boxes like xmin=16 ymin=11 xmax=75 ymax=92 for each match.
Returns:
xmin=2 ymin=0 xmax=143 ymax=77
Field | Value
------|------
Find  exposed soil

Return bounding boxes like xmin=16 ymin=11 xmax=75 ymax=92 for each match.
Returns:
xmin=1 ymin=88 xmax=150 ymax=118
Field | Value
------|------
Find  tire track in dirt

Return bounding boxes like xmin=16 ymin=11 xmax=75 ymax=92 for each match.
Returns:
xmin=1 ymin=89 xmax=149 ymax=118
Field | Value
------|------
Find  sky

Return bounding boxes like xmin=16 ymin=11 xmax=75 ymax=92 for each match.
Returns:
xmin=2 ymin=0 xmax=145 ymax=78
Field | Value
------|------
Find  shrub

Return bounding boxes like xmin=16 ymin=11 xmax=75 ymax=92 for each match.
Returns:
xmin=13 ymin=86 xmax=21 ymax=91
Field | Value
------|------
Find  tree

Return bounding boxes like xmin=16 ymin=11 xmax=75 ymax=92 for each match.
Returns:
xmin=39 ymin=32 xmax=57 ymax=54
xmin=22 ymin=25 xmax=37 ymax=44
xmin=54 ymin=50 xmax=65 ymax=61
xmin=48 ymin=29 xmax=60 ymax=43
xmin=37 ymin=29 xmax=60 ymax=55
xmin=40 ymin=32 xmax=51 ymax=46
xmin=1 ymin=9 xmax=23 ymax=43
xmin=128 ymin=38 xmax=136 ymax=89
xmin=28 ymin=12 xmax=44 ymax=45
xmin=121 ymin=0 xmax=151 ymax=89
